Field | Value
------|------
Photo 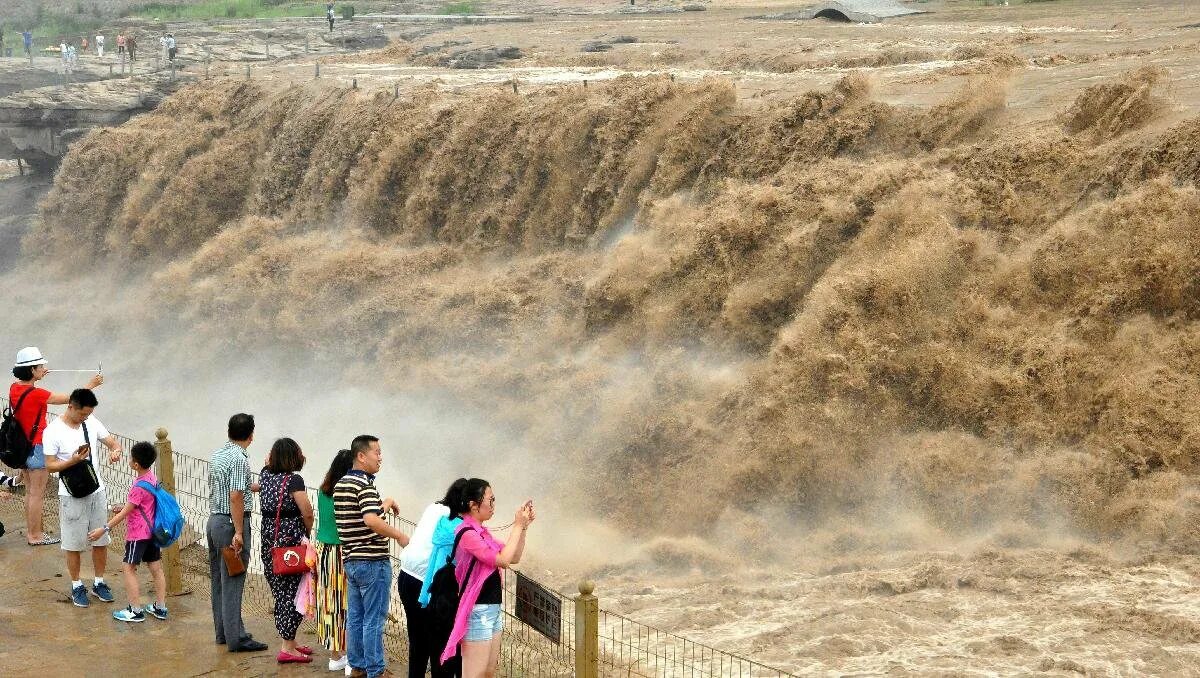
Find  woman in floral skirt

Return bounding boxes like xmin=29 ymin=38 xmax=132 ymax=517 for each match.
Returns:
xmin=317 ymin=448 xmax=354 ymax=672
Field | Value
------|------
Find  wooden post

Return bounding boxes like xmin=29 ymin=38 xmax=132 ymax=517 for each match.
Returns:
xmin=155 ymin=428 xmax=185 ymax=597
xmin=575 ymin=581 xmax=599 ymax=678
xmin=246 ymin=64 xmax=251 ymax=79
xmin=351 ymin=78 xmax=357 ymax=89
xmin=16 ymin=158 xmax=23 ymax=176
xmin=511 ymin=80 xmax=518 ymax=94
xmin=315 ymin=62 xmax=320 ymax=79
xmin=394 ymin=83 xmax=399 ymax=99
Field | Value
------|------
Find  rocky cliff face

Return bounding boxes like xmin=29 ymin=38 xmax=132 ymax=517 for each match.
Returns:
xmin=0 ymin=74 xmax=180 ymax=171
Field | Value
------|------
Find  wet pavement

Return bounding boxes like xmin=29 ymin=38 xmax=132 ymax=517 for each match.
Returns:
xmin=0 ymin=489 xmax=342 ymax=676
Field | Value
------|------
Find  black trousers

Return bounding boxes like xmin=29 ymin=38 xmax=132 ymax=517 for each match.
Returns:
xmin=398 ymin=570 xmax=461 ymax=678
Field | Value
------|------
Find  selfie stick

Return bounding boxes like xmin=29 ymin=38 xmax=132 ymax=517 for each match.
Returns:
xmin=51 ymin=363 xmax=103 ymax=373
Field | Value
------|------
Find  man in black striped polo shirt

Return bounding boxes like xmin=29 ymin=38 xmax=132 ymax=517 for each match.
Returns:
xmin=334 ymin=434 xmax=410 ymax=678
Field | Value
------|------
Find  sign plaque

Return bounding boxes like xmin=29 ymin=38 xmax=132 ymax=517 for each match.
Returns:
xmin=515 ymin=571 xmax=562 ymax=644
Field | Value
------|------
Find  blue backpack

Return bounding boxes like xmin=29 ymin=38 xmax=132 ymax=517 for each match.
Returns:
xmin=134 ymin=480 xmax=185 ymax=547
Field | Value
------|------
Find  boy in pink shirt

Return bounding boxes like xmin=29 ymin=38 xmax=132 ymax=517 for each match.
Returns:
xmin=88 ymin=441 xmax=168 ymax=622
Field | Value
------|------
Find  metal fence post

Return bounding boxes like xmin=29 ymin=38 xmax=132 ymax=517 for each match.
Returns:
xmin=155 ymin=427 xmax=184 ymax=596
xmin=575 ymin=581 xmax=599 ymax=678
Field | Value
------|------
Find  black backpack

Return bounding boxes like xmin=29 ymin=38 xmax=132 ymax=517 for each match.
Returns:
xmin=0 ymin=387 xmax=41 ymax=469
xmin=428 ymin=526 xmax=477 ymax=643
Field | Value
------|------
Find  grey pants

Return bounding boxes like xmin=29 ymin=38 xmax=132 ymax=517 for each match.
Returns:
xmin=207 ymin=514 xmax=251 ymax=647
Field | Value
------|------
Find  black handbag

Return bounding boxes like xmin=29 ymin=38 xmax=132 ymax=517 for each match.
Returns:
xmin=60 ymin=421 xmax=100 ymax=498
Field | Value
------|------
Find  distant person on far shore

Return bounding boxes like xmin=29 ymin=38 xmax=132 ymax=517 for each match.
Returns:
xmin=127 ymin=34 xmax=137 ymax=62
xmin=117 ymin=33 xmax=126 ymax=59
xmin=88 ymin=441 xmax=169 ymax=623
xmin=22 ymin=31 xmax=32 ymax=57
xmin=166 ymin=33 xmax=176 ymax=61
xmin=327 ymin=3 xmax=336 ymax=32
xmin=10 ymin=346 xmax=104 ymax=546
xmin=95 ymin=34 xmax=104 ymax=58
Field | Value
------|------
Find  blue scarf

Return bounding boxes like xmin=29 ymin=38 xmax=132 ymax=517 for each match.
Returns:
xmin=419 ymin=514 xmax=463 ymax=606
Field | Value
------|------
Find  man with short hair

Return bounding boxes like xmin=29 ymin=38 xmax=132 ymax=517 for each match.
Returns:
xmin=42 ymin=388 xmax=122 ymax=607
xmin=335 ymin=435 xmax=409 ymax=678
xmin=206 ymin=413 xmax=267 ymax=653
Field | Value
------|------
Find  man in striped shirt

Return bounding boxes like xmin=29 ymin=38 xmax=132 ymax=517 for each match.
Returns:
xmin=334 ymin=434 xmax=409 ymax=678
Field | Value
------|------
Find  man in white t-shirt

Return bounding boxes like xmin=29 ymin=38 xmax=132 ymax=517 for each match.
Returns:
xmin=95 ymin=34 xmax=104 ymax=58
xmin=43 ymin=388 xmax=123 ymax=609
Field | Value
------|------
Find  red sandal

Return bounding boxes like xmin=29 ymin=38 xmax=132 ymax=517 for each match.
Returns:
xmin=295 ymin=645 xmax=314 ymax=655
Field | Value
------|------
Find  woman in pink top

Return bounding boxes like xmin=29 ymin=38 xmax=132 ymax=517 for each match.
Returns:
xmin=440 ymin=478 xmax=534 ymax=678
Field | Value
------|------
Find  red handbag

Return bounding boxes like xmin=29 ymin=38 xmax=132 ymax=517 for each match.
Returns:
xmin=271 ymin=473 xmax=309 ymax=576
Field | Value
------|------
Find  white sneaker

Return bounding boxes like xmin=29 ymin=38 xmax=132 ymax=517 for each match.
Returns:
xmin=328 ymin=656 xmax=348 ymax=672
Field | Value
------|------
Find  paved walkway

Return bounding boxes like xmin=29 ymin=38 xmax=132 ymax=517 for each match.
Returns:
xmin=0 ymin=489 xmax=341 ymax=676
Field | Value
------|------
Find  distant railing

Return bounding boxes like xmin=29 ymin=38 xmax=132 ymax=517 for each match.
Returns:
xmin=1 ymin=398 xmax=796 ymax=676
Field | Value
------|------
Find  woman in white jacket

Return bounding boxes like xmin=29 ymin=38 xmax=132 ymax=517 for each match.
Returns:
xmin=398 ymin=478 xmax=467 ymax=678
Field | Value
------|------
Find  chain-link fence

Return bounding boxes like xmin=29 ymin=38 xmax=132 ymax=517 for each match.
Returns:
xmin=1 ymin=398 xmax=795 ymax=676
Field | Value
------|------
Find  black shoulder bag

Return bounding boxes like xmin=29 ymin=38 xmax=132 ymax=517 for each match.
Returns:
xmin=60 ymin=421 xmax=101 ymax=498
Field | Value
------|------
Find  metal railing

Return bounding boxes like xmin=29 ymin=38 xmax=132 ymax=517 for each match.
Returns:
xmin=0 ymin=397 xmax=796 ymax=676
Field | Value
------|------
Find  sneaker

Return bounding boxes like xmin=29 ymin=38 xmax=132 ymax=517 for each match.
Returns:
xmin=113 ymin=605 xmax=145 ymax=623
xmin=145 ymin=602 xmax=169 ymax=620
xmin=91 ymin=582 xmax=115 ymax=603
xmin=328 ymin=656 xmax=348 ymax=671
xmin=71 ymin=584 xmax=90 ymax=608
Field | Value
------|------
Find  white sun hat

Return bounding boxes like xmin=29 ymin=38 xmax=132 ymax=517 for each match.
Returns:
xmin=14 ymin=346 xmax=48 ymax=367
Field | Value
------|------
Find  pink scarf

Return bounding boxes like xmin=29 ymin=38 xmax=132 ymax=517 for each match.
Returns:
xmin=440 ymin=516 xmax=505 ymax=664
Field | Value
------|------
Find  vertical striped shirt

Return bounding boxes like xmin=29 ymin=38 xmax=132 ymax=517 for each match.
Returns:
xmin=333 ymin=470 xmax=388 ymax=561
xmin=209 ymin=441 xmax=249 ymax=515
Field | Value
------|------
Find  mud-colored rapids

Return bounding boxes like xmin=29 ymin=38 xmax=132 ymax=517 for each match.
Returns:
xmin=12 ymin=69 xmax=1200 ymax=673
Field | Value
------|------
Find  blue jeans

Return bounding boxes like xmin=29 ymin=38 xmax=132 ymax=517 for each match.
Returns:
xmin=345 ymin=558 xmax=392 ymax=678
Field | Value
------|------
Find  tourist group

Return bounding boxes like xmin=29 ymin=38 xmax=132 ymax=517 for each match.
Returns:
xmin=2 ymin=346 xmax=536 ymax=678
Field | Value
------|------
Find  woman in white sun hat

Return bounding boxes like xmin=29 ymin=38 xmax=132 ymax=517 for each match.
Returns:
xmin=9 ymin=347 xmax=103 ymax=546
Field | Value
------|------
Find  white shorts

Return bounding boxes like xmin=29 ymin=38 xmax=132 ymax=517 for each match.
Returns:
xmin=60 ymin=492 xmax=111 ymax=552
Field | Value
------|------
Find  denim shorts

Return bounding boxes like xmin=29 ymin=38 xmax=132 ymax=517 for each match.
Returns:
xmin=26 ymin=443 xmax=45 ymax=470
xmin=464 ymin=604 xmax=503 ymax=642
